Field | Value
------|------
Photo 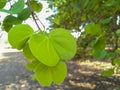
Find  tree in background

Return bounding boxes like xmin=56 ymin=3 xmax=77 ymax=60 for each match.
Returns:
xmin=47 ymin=0 xmax=120 ymax=76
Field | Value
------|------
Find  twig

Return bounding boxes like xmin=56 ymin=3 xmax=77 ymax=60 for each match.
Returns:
xmin=27 ymin=0 xmax=41 ymax=30
xmin=34 ymin=13 xmax=46 ymax=30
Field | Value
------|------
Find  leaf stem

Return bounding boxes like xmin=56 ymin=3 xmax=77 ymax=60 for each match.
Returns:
xmin=27 ymin=0 xmax=41 ymax=30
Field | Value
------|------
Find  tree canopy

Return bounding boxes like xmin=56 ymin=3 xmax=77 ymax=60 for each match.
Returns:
xmin=46 ymin=0 xmax=120 ymax=78
xmin=47 ymin=0 xmax=120 ymax=58
xmin=0 ymin=0 xmax=120 ymax=86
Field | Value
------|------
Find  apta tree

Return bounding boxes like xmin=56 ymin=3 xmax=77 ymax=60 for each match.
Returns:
xmin=0 ymin=0 xmax=120 ymax=86
xmin=47 ymin=0 xmax=120 ymax=76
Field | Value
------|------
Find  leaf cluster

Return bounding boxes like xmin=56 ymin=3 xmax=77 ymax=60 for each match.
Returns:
xmin=47 ymin=0 xmax=120 ymax=77
xmin=0 ymin=0 xmax=77 ymax=86
xmin=0 ymin=0 xmax=42 ymax=32
xmin=8 ymin=24 xmax=76 ymax=86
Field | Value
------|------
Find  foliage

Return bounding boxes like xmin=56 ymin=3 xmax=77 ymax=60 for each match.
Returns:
xmin=47 ymin=0 xmax=120 ymax=76
xmin=0 ymin=0 xmax=76 ymax=86
xmin=8 ymin=24 xmax=76 ymax=86
xmin=1 ymin=0 xmax=120 ymax=87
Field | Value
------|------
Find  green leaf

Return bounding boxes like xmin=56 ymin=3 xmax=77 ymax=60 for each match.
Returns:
xmin=101 ymin=69 xmax=114 ymax=76
xmin=50 ymin=28 xmax=76 ymax=61
xmin=0 ymin=9 xmax=11 ymax=13
xmin=18 ymin=8 xmax=31 ymax=20
xmin=112 ymin=58 xmax=120 ymax=66
xmin=23 ymin=43 xmax=34 ymax=62
xmin=3 ymin=15 xmax=22 ymax=25
xmin=101 ymin=18 xmax=111 ymax=24
xmin=104 ymin=1 xmax=118 ymax=7
xmin=93 ymin=37 xmax=106 ymax=50
xmin=2 ymin=23 xmax=13 ymax=32
xmin=0 ymin=0 xmax=6 ymax=9
xmin=8 ymin=24 xmax=34 ymax=50
xmin=30 ymin=0 xmax=43 ymax=12
xmin=26 ymin=59 xmax=40 ymax=71
xmin=2 ymin=15 xmax=22 ymax=32
xmin=10 ymin=0 xmax=25 ymax=14
xmin=0 ymin=0 xmax=24 ymax=14
xmin=29 ymin=33 xmax=60 ymax=66
xmin=34 ymin=61 xmax=67 ymax=86
xmin=35 ymin=62 xmax=52 ymax=86
xmin=105 ymin=52 xmax=115 ymax=58
xmin=85 ymin=23 xmax=102 ymax=35
xmin=93 ymin=49 xmax=107 ymax=59
xmin=29 ymin=28 xmax=76 ymax=66
xmin=53 ymin=16 xmax=60 ymax=25
xmin=52 ymin=61 xmax=67 ymax=84
xmin=116 ymin=29 xmax=120 ymax=37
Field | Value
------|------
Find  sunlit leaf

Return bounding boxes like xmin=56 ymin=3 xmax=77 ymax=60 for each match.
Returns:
xmin=50 ymin=28 xmax=76 ymax=61
xmin=30 ymin=0 xmax=43 ymax=12
xmin=29 ymin=28 xmax=76 ymax=66
xmin=8 ymin=24 xmax=34 ymax=50
xmin=29 ymin=33 xmax=60 ymax=66
xmin=35 ymin=62 xmax=52 ymax=86
xmin=85 ymin=23 xmax=102 ymax=35
xmin=101 ymin=68 xmax=114 ymax=76
xmin=34 ymin=61 xmax=67 ymax=86
xmin=0 ymin=0 xmax=7 ymax=9
xmin=52 ymin=61 xmax=67 ymax=84
xmin=26 ymin=59 xmax=40 ymax=71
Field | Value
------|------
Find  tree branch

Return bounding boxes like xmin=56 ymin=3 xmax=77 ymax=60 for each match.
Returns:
xmin=27 ymin=0 xmax=41 ymax=30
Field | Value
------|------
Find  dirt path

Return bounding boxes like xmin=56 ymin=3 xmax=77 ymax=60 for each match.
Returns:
xmin=0 ymin=48 xmax=120 ymax=90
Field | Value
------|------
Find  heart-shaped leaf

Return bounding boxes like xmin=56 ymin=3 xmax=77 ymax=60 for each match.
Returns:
xmin=29 ymin=28 xmax=76 ymax=66
xmin=18 ymin=8 xmax=30 ymax=20
xmin=49 ymin=28 xmax=76 ymax=61
xmin=35 ymin=63 xmax=52 ymax=86
xmin=8 ymin=24 xmax=34 ymax=50
xmin=52 ymin=61 xmax=67 ymax=84
xmin=29 ymin=33 xmax=60 ymax=66
xmin=34 ymin=61 xmax=67 ymax=86
xmin=30 ymin=0 xmax=43 ymax=12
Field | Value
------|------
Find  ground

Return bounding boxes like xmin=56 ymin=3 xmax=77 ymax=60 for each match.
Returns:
xmin=0 ymin=47 xmax=120 ymax=90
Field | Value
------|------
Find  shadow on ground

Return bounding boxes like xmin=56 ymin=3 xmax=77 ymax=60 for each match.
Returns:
xmin=0 ymin=49 xmax=120 ymax=90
